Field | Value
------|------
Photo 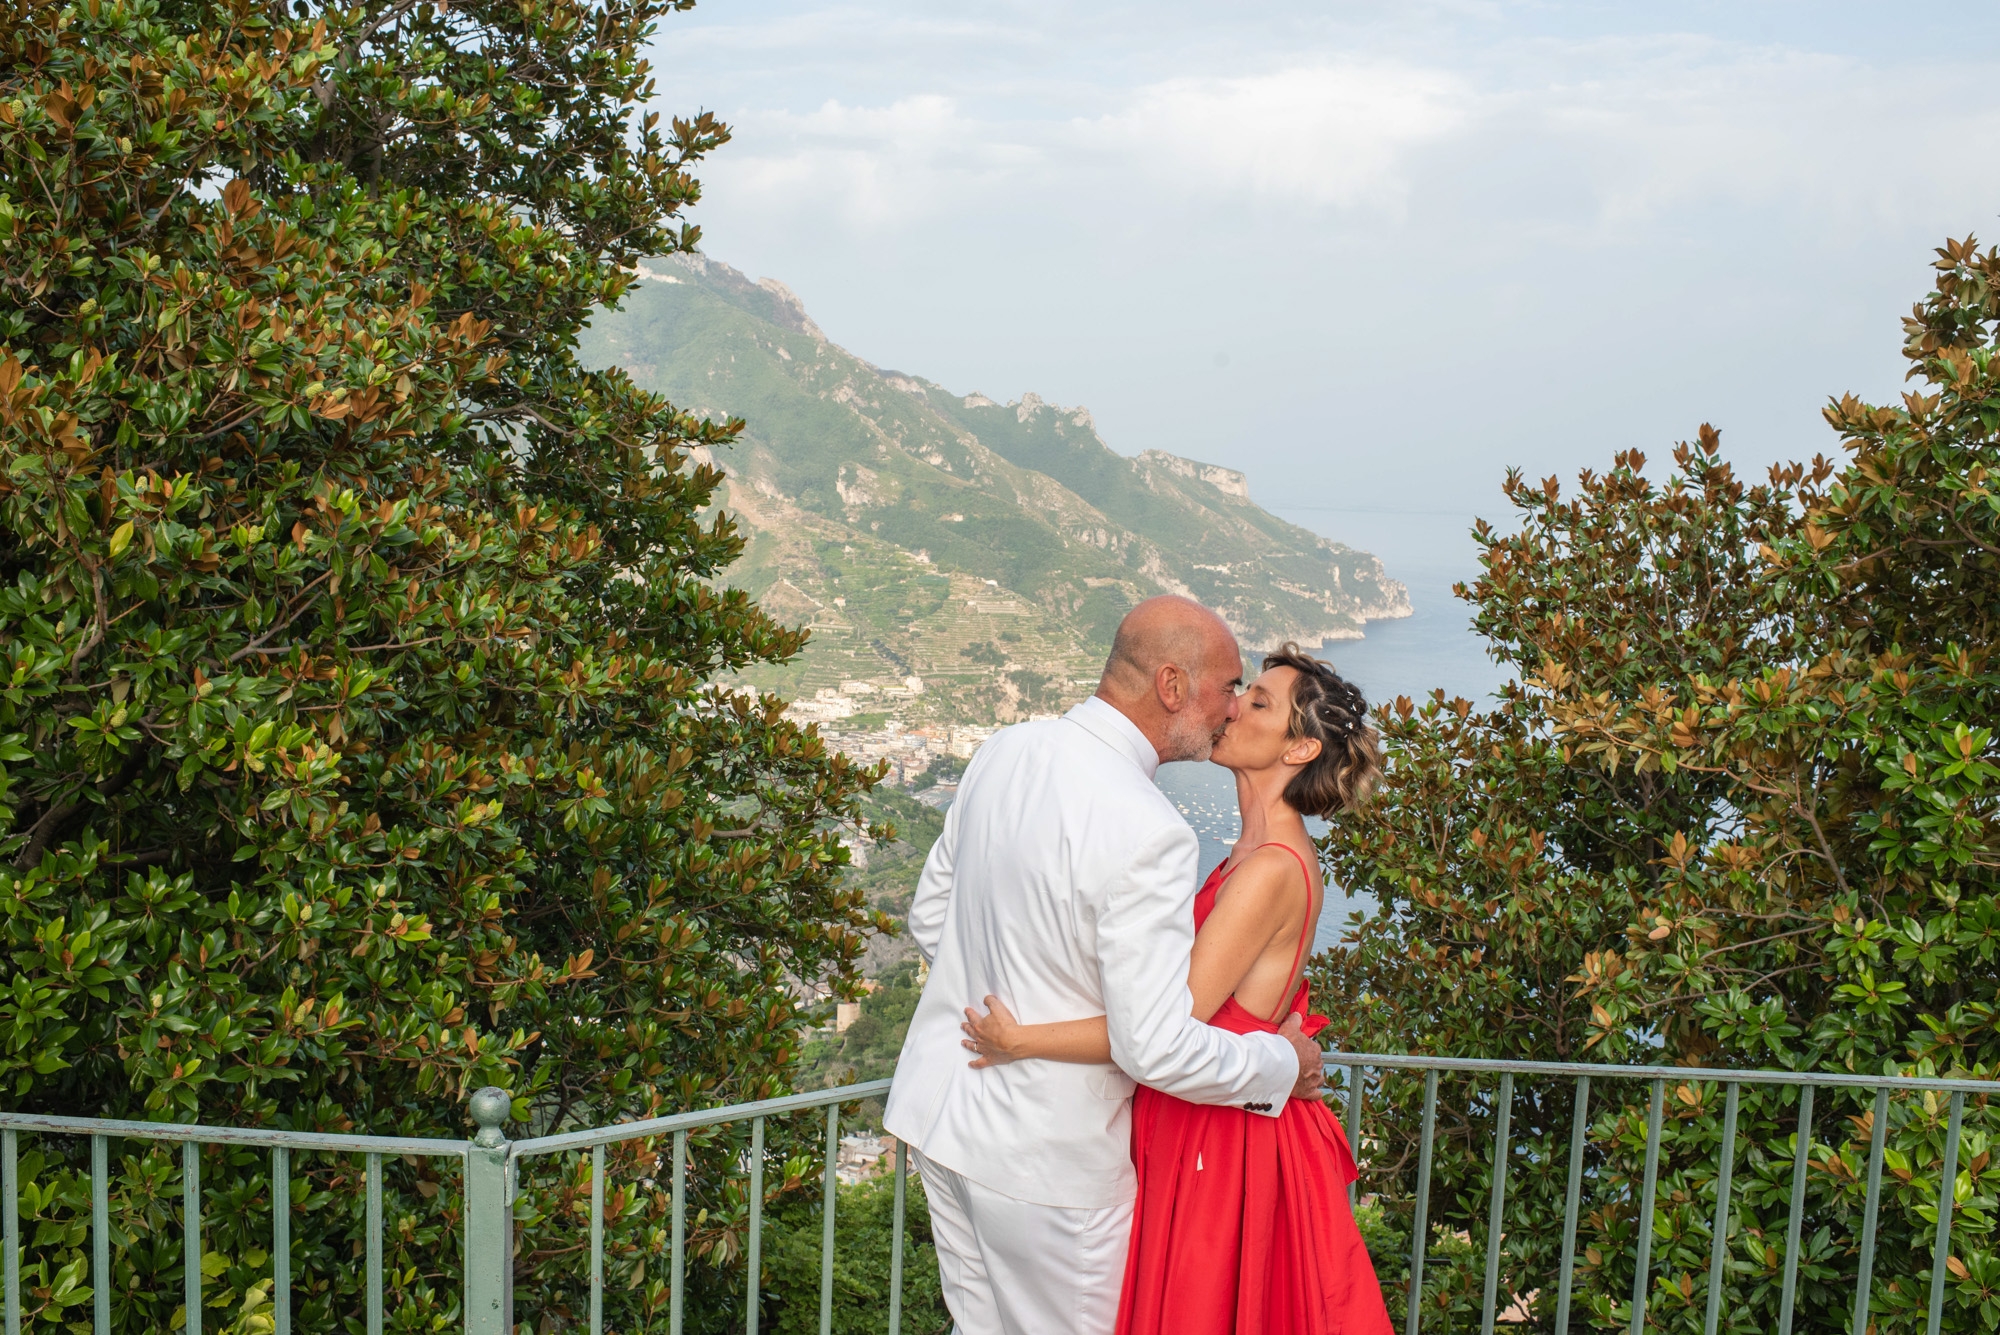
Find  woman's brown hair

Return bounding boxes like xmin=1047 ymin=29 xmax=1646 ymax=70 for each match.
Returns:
xmin=1262 ymin=642 xmax=1383 ymax=819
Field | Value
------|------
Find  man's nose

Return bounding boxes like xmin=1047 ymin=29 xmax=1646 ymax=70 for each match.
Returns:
xmin=1225 ymin=691 xmax=1242 ymax=721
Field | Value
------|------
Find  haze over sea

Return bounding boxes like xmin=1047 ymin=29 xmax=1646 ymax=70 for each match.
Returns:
xmin=1155 ymin=503 xmax=1512 ymax=953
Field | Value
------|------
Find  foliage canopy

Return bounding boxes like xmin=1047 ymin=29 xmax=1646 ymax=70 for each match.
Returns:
xmin=0 ymin=0 xmax=883 ymax=1326
xmin=1316 ymin=237 xmax=2000 ymax=1330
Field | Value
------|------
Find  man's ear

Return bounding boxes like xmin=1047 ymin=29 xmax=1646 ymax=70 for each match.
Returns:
xmin=1155 ymin=662 xmax=1187 ymax=712
xmin=1283 ymin=736 xmax=1323 ymax=767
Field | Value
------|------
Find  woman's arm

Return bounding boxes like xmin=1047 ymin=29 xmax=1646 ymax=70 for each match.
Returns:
xmin=960 ymin=848 xmax=1308 ymax=1064
xmin=961 ymin=997 xmax=1112 ymax=1067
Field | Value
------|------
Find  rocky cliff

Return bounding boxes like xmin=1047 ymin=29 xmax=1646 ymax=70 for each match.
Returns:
xmin=578 ymin=254 xmax=1409 ymax=721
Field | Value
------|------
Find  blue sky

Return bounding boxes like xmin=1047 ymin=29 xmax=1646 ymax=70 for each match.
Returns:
xmin=645 ymin=2 xmax=2000 ymax=585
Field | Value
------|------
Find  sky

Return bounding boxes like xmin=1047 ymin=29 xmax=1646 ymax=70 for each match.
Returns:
xmin=646 ymin=1 xmax=2000 ymax=618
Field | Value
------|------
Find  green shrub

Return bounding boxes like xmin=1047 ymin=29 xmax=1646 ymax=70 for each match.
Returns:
xmin=1317 ymin=238 xmax=2000 ymax=1330
xmin=762 ymin=1170 xmax=950 ymax=1335
xmin=0 ymin=0 xmax=883 ymax=1328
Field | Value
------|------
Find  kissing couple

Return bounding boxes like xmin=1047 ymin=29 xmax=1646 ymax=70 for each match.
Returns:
xmin=884 ymin=596 xmax=1396 ymax=1335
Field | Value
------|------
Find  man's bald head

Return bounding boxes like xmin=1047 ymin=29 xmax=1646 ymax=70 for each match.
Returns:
xmin=1099 ymin=596 xmax=1230 ymax=694
xmin=1096 ymin=597 xmax=1245 ymax=763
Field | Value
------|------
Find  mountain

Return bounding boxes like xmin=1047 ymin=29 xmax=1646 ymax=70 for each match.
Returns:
xmin=577 ymin=254 xmax=1409 ymax=725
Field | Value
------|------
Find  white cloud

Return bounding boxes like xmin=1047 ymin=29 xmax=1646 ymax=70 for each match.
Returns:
xmin=695 ymin=25 xmax=2000 ymax=245
xmin=706 ymin=61 xmax=1476 ymax=229
xmin=709 ymin=95 xmax=1040 ymax=227
xmin=1081 ymin=63 xmax=1472 ymax=211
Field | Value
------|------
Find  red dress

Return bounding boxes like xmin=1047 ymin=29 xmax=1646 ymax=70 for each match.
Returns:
xmin=1116 ymin=847 xmax=1396 ymax=1335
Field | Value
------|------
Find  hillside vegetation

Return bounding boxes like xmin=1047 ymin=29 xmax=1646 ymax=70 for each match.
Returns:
xmin=578 ymin=255 xmax=1408 ymax=723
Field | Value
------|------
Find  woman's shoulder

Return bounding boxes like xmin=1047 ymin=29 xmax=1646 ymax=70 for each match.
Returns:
xmin=1245 ymin=840 xmax=1316 ymax=882
xmin=1217 ymin=842 xmax=1313 ymax=903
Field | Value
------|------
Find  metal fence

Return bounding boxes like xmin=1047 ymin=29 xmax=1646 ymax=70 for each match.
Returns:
xmin=1 ymin=1054 xmax=1994 ymax=1333
xmin=0 ymin=1106 xmax=468 ymax=1335
xmin=505 ymin=1078 xmax=900 ymax=1335
xmin=0 ymin=1078 xmax=898 ymax=1335
xmin=1322 ymin=1051 xmax=2000 ymax=1335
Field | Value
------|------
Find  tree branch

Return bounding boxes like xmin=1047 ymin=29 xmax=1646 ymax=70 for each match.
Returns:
xmin=227 ymin=569 xmax=335 ymax=663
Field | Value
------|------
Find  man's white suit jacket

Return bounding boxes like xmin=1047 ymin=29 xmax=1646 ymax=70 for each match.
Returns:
xmin=883 ymin=696 xmax=1299 ymax=1210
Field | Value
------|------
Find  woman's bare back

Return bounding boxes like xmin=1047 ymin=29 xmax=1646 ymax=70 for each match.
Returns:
xmin=1187 ymin=839 xmax=1321 ymax=1023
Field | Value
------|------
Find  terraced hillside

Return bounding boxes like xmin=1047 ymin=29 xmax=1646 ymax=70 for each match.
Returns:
xmin=578 ymin=254 xmax=1409 ymax=726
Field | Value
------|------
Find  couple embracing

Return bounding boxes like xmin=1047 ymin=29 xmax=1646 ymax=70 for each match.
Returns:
xmin=884 ymin=596 xmax=1395 ymax=1335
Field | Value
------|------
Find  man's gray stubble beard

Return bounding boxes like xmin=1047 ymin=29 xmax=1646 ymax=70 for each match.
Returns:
xmin=1158 ymin=708 xmax=1218 ymax=765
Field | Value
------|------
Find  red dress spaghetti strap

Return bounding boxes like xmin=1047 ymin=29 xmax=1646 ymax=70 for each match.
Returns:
xmin=1115 ymin=847 xmax=1394 ymax=1335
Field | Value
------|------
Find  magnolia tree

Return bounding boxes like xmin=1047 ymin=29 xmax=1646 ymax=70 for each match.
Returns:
xmin=1316 ymin=239 xmax=2000 ymax=1332
xmin=0 ymin=0 xmax=884 ymax=1329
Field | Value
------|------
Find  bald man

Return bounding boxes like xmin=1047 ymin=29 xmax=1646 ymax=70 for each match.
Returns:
xmin=884 ymin=597 xmax=1323 ymax=1334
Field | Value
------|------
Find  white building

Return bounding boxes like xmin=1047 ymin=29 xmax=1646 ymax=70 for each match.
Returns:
xmin=948 ymin=725 xmax=996 ymax=759
xmin=836 ymin=1133 xmax=896 ymax=1185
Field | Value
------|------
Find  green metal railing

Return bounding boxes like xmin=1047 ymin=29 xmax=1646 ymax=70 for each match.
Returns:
xmin=0 ymin=1107 xmax=466 ymax=1335
xmin=507 ymin=1077 xmax=900 ymax=1335
xmin=3 ymin=1054 xmax=1993 ymax=1332
xmin=1322 ymin=1051 xmax=2000 ymax=1335
xmin=0 ymin=1078 xmax=897 ymax=1335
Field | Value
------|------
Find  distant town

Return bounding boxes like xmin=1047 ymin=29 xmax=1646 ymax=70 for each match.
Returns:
xmin=787 ymin=677 xmax=994 ymax=788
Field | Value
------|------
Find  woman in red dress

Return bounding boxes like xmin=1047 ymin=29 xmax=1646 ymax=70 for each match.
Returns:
xmin=961 ymin=644 xmax=1394 ymax=1335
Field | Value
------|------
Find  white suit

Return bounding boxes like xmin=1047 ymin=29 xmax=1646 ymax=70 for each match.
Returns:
xmin=884 ymin=696 xmax=1297 ymax=1333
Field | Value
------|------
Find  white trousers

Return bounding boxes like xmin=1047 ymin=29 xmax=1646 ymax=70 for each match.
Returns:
xmin=913 ymin=1148 xmax=1133 ymax=1335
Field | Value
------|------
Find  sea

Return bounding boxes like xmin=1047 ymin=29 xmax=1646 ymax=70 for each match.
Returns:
xmin=1153 ymin=506 xmax=1511 ymax=953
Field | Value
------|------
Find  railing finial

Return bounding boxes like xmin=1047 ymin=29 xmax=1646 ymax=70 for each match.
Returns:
xmin=469 ymin=1087 xmax=511 ymax=1149
xmin=465 ymin=1087 xmax=513 ymax=1333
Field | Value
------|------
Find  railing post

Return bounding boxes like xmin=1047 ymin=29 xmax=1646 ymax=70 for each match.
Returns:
xmin=91 ymin=1135 xmax=109 ymax=1335
xmin=1554 ymin=1074 xmax=1590 ymax=1334
xmin=1926 ymin=1091 xmax=1966 ymax=1335
xmin=1702 ymin=1082 xmax=1740 ymax=1335
xmin=819 ymin=1103 xmax=838 ymax=1335
xmin=1628 ymin=1079 xmax=1665 ymax=1335
xmin=1404 ymin=1068 xmax=1438 ymax=1335
xmin=1852 ymin=1087 xmax=1890 ymax=1335
xmin=465 ymin=1087 xmax=513 ymax=1335
xmin=183 ymin=1140 xmax=202 ymax=1335
xmin=1479 ymin=1073 xmax=1513 ymax=1335
xmin=747 ymin=1116 xmax=765 ymax=1335
xmin=589 ymin=1145 xmax=604 ymax=1335
xmin=1345 ymin=1065 xmax=1364 ymax=1209
xmin=1777 ymin=1085 xmax=1815 ymax=1335
xmin=366 ymin=1152 xmax=384 ymax=1335
xmin=272 ymin=1145 xmax=291 ymax=1335
xmin=671 ymin=1129 xmax=687 ymax=1335
xmin=5 ymin=1128 xmax=17 ymax=1335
